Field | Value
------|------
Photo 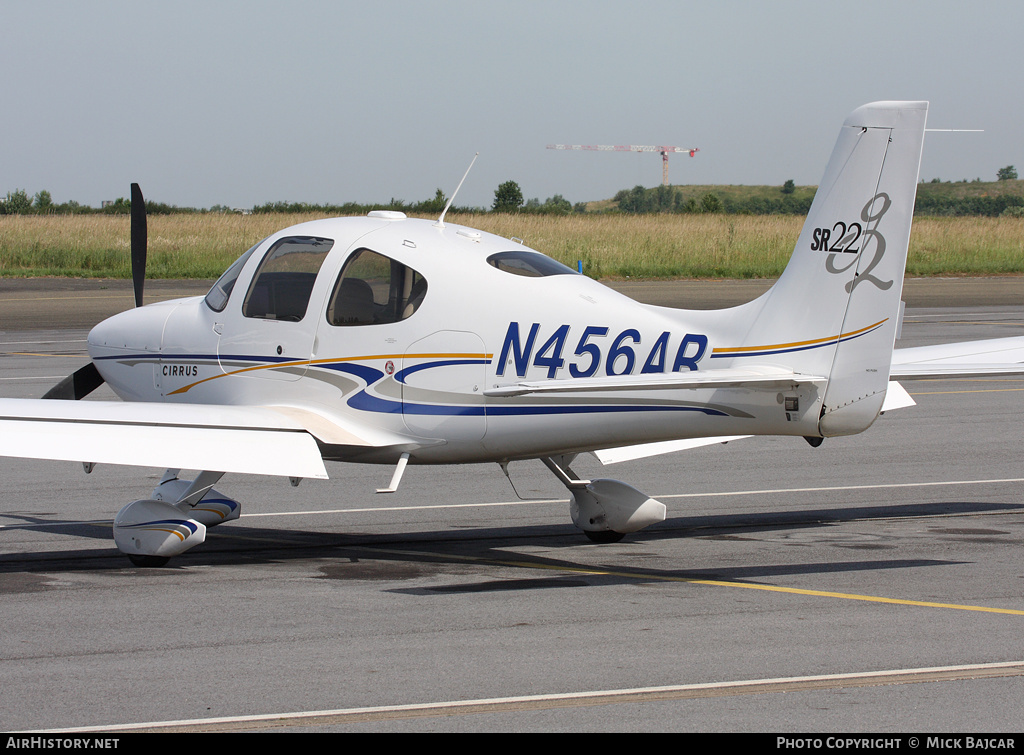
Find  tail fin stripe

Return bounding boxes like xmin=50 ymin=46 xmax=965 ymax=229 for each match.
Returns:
xmin=710 ymin=319 xmax=888 ymax=359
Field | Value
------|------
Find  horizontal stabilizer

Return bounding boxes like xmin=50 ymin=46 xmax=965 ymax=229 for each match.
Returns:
xmin=484 ymin=366 xmax=824 ymax=398
xmin=880 ymin=381 xmax=915 ymax=412
xmin=891 ymin=336 xmax=1024 ymax=379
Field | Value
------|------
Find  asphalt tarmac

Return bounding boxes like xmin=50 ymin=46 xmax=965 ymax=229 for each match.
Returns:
xmin=0 ymin=277 xmax=1022 ymax=733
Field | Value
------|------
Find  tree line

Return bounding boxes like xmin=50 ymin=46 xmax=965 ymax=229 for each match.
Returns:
xmin=0 ymin=189 xmax=209 ymax=216
xmin=491 ymin=168 xmax=1024 ymax=217
xmin=4 ymin=165 xmax=1021 ymax=217
xmin=0 ymin=187 xmax=466 ymax=217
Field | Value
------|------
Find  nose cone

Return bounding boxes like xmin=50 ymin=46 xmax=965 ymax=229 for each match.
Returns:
xmin=88 ymin=303 xmax=174 ymax=357
xmin=87 ymin=303 xmax=176 ymax=400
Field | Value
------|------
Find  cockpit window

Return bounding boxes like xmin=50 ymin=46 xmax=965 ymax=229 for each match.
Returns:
xmin=204 ymin=239 xmax=263 ymax=312
xmin=487 ymin=250 xmax=578 ymax=277
xmin=327 ymin=249 xmax=427 ymax=326
xmin=242 ymin=236 xmax=333 ymax=321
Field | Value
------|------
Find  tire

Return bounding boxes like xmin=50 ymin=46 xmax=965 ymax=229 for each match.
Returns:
xmin=583 ymin=530 xmax=625 ymax=544
xmin=127 ymin=554 xmax=170 ymax=568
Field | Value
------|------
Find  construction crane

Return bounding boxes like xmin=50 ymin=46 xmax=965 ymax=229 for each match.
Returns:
xmin=546 ymin=144 xmax=699 ymax=186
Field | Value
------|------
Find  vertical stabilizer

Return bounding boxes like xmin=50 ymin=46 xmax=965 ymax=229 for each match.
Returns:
xmin=817 ymin=102 xmax=927 ymax=435
xmin=719 ymin=101 xmax=928 ymax=436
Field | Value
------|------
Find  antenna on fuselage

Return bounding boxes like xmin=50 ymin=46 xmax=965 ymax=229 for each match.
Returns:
xmin=435 ymin=152 xmax=479 ymax=229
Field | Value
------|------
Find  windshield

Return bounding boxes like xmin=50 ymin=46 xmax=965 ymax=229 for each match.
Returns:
xmin=204 ymin=240 xmax=263 ymax=312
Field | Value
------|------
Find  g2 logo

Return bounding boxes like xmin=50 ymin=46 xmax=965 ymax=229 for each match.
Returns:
xmin=843 ymin=192 xmax=893 ymax=292
xmin=813 ymin=193 xmax=893 ymax=292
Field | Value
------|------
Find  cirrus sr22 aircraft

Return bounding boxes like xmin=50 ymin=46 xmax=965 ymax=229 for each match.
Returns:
xmin=2 ymin=101 xmax=1022 ymax=566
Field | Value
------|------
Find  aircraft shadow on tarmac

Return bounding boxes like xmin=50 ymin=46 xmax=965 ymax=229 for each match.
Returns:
xmin=3 ymin=498 xmax=1017 ymax=587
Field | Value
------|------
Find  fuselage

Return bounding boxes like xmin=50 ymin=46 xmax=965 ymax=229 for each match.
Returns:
xmin=87 ymin=214 xmax=822 ymax=464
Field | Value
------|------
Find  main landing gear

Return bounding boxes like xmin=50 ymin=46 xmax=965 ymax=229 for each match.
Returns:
xmin=540 ymin=456 xmax=666 ymax=542
xmin=113 ymin=470 xmax=239 ymax=567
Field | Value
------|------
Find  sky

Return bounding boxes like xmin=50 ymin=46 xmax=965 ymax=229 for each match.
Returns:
xmin=2 ymin=0 xmax=1022 ymax=210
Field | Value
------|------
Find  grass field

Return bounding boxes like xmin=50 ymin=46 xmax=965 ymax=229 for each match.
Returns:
xmin=0 ymin=212 xmax=1021 ymax=280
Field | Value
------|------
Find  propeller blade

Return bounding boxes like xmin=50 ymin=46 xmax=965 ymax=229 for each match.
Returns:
xmin=130 ymin=183 xmax=147 ymax=308
xmin=42 ymin=363 xmax=105 ymax=401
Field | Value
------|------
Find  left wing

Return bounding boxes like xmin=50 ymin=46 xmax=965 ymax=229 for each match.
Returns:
xmin=0 ymin=399 xmax=419 ymax=479
xmin=0 ymin=399 xmax=330 ymax=478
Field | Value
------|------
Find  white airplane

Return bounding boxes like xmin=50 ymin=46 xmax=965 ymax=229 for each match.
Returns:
xmin=2 ymin=100 xmax=1022 ymax=566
